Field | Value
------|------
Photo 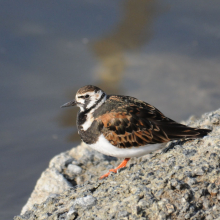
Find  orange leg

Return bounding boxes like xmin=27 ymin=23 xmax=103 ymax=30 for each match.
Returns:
xmin=99 ymin=158 xmax=130 ymax=179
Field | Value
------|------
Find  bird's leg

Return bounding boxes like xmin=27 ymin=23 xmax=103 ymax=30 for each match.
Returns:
xmin=99 ymin=158 xmax=130 ymax=179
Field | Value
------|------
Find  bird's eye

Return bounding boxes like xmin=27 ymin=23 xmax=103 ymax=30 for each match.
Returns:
xmin=85 ymin=94 xmax=89 ymax=98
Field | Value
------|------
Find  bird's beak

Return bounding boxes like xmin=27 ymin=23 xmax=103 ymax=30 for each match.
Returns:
xmin=60 ymin=100 xmax=77 ymax=108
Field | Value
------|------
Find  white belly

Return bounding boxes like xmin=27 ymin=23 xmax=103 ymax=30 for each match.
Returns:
xmin=88 ymin=134 xmax=164 ymax=158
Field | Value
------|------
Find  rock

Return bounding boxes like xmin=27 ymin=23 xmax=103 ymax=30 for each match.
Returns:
xmin=49 ymin=151 xmax=73 ymax=172
xmin=15 ymin=108 xmax=220 ymax=220
xmin=20 ymin=167 xmax=72 ymax=215
xmin=66 ymin=206 xmax=77 ymax=220
xmin=66 ymin=164 xmax=82 ymax=178
xmin=73 ymin=195 xmax=97 ymax=208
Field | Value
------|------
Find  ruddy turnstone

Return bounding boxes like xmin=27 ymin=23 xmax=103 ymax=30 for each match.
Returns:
xmin=61 ymin=85 xmax=211 ymax=179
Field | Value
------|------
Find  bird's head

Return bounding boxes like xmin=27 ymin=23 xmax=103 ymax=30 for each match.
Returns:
xmin=61 ymin=85 xmax=106 ymax=112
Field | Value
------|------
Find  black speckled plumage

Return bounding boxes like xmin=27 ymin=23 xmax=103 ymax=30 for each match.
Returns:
xmin=61 ymin=85 xmax=211 ymax=179
xmin=77 ymin=118 xmax=103 ymax=144
xmin=75 ymin=91 xmax=211 ymax=148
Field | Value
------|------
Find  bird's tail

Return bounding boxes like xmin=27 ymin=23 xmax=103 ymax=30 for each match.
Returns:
xmin=154 ymin=121 xmax=211 ymax=140
xmin=193 ymin=128 xmax=212 ymax=138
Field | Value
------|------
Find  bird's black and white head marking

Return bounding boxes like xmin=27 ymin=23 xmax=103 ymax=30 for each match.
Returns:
xmin=75 ymin=85 xmax=106 ymax=112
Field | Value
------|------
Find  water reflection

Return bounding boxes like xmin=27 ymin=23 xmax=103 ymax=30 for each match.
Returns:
xmin=59 ymin=0 xmax=159 ymax=142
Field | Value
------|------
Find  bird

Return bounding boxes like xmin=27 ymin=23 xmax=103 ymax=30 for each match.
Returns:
xmin=61 ymin=85 xmax=211 ymax=179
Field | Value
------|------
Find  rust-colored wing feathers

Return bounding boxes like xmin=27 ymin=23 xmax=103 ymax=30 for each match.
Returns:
xmin=96 ymin=97 xmax=211 ymax=149
xmin=97 ymin=104 xmax=171 ymax=148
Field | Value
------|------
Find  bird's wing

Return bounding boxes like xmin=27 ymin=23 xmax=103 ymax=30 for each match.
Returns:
xmin=96 ymin=99 xmax=171 ymax=148
xmin=96 ymin=95 xmax=209 ymax=148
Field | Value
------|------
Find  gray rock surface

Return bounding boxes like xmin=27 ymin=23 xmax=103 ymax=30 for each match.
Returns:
xmin=15 ymin=109 xmax=220 ymax=220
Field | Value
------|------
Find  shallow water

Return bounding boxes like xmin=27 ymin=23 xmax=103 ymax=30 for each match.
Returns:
xmin=0 ymin=0 xmax=220 ymax=219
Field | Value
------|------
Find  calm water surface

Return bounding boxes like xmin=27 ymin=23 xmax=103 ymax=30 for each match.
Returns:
xmin=0 ymin=0 xmax=220 ymax=219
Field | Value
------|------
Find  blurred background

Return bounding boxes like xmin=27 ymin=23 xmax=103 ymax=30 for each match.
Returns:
xmin=0 ymin=0 xmax=220 ymax=218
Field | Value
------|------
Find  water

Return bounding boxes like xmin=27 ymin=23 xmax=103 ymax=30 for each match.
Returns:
xmin=0 ymin=0 xmax=220 ymax=219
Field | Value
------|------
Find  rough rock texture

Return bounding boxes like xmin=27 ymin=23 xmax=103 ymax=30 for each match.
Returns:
xmin=15 ymin=109 xmax=220 ymax=220
xmin=20 ymin=153 xmax=74 ymax=214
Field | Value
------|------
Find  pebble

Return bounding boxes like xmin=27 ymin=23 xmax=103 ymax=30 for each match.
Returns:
xmin=73 ymin=195 xmax=97 ymax=208
xmin=193 ymin=168 xmax=204 ymax=176
xmin=67 ymin=164 xmax=82 ymax=175
xmin=186 ymin=177 xmax=196 ymax=185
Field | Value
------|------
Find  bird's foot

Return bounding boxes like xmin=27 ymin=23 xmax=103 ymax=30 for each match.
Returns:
xmin=99 ymin=169 xmax=116 ymax=179
xmin=99 ymin=158 xmax=130 ymax=179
